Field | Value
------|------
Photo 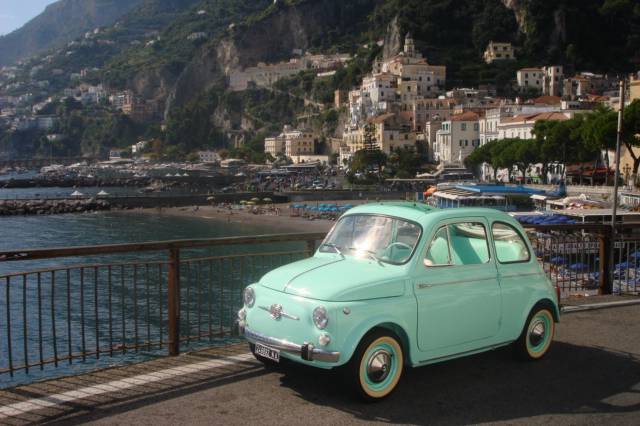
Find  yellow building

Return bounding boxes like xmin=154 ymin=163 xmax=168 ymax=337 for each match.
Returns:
xmin=483 ymin=42 xmax=516 ymax=64
xmin=630 ymin=73 xmax=640 ymax=102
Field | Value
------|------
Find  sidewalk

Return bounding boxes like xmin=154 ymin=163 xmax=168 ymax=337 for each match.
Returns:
xmin=1 ymin=302 xmax=639 ymax=425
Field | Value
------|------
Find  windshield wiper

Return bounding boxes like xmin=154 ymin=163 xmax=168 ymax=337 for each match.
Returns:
xmin=321 ymin=243 xmax=344 ymax=257
xmin=347 ymin=248 xmax=383 ymax=265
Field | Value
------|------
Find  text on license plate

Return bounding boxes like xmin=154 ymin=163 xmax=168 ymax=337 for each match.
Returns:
xmin=255 ymin=343 xmax=280 ymax=362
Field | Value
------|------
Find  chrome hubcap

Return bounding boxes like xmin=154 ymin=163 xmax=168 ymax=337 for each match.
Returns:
xmin=367 ymin=349 xmax=392 ymax=383
xmin=529 ymin=320 xmax=546 ymax=347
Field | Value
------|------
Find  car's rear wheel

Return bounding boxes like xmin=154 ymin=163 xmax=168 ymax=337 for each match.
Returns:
xmin=346 ymin=329 xmax=404 ymax=401
xmin=514 ymin=306 xmax=555 ymax=361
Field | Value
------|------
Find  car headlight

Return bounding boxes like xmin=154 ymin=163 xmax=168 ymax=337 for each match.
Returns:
xmin=243 ymin=287 xmax=255 ymax=308
xmin=312 ymin=306 xmax=329 ymax=329
xmin=237 ymin=308 xmax=246 ymax=321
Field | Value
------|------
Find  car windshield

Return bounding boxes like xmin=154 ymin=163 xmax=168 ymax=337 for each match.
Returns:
xmin=319 ymin=214 xmax=421 ymax=264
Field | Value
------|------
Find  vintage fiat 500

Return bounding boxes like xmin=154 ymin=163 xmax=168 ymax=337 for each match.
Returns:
xmin=237 ymin=202 xmax=560 ymax=400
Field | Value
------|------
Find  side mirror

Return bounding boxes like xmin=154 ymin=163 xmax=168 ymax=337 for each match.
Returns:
xmin=424 ymin=258 xmax=435 ymax=267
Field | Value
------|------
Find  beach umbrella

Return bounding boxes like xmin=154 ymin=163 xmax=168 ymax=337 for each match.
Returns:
xmin=262 ymin=198 xmax=272 ymax=203
xmin=207 ymin=196 xmax=216 ymax=201
xmin=629 ymin=251 xmax=640 ymax=259
xmin=70 ymin=190 xmax=84 ymax=197
xmin=96 ymin=190 xmax=109 ymax=197
xmin=569 ymin=263 xmax=589 ymax=272
xmin=240 ymin=200 xmax=247 ymax=204
xmin=251 ymin=197 xmax=260 ymax=202
xmin=550 ymin=256 xmax=565 ymax=265
xmin=247 ymin=201 xmax=256 ymax=205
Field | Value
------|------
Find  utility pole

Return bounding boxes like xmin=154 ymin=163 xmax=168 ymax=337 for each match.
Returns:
xmin=609 ymin=78 xmax=626 ymax=293
xmin=612 ymin=79 xmax=626 ymax=234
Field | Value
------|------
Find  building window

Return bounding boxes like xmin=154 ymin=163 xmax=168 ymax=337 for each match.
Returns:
xmin=473 ymin=123 xmax=479 ymax=130
xmin=461 ymin=123 xmax=467 ymax=131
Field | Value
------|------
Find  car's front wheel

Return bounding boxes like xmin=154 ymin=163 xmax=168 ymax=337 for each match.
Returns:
xmin=514 ymin=306 xmax=555 ymax=361
xmin=346 ymin=329 xmax=404 ymax=401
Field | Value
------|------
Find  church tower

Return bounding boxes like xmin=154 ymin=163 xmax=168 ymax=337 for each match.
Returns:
xmin=403 ymin=33 xmax=415 ymax=57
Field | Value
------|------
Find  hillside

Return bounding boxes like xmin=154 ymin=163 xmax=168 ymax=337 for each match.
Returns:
xmin=0 ymin=0 xmax=148 ymax=66
xmin=1 ymin=0 xmax=639 ymax=161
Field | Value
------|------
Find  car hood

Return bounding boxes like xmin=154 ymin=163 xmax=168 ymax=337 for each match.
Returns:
xmin=258 ymin=255 xmax=407 ymax=301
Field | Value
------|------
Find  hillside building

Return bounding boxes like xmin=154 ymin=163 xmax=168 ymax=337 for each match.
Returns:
xmin=483 ymin=42 xmax=515 ymax=64
xmin=265 ymin=125 xmax=316 ymax=163
xmin=433 ymin=112 xmax=480 ymax=165
xmin=631 ymin=73 xmax=640 ymax=102
xmin=517 ymin=68 xmax=545 ymax=93
xmin=497 ymin=111 xmax=569 ymax=140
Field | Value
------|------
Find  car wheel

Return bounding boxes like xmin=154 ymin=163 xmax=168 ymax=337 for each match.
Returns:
xmin=514 ymin=307 xmax=555 ymax=361
xmin=347 ymin=330 xmax=404 ymax=401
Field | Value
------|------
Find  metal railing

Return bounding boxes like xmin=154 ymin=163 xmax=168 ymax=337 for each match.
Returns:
xmin=523 ymin=223 xmax=640 ymax=296
xmin=2 ymin=224 xmax=639 ymax=382
xmin=0 ymin=233 xmax=324 ymax=379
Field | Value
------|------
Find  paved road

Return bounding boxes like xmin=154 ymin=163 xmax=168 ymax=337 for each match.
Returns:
xmin=4 ymin=305 xmax=640 ymax=425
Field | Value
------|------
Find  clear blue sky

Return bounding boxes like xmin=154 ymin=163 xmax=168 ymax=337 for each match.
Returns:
xmin=0 ymin=0 xmax=57 ymax=36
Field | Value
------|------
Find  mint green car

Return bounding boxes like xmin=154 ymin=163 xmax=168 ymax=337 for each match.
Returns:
xmin=238 ymin=202 xmax=560 ymax=400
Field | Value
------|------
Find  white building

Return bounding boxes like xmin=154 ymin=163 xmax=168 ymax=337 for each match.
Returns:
xmin=497 ymin=111 xmax=569 ymax=140
xmin=517 ymin=68 xmax=544 ymax=93
xmin=516 ymin=66 xmax=564 ymax=96
xmin=265 ymin=125 xmax=316 ymax=163
xmin=264 ymin=135 xmax=285 ymax=157
xmin=131 ymin=140 xmax=149 ymax=155
xmin=434 ymin=112 xmax=480 ymax=164
xmin=198 ymin=150 xmax=219 ymax=163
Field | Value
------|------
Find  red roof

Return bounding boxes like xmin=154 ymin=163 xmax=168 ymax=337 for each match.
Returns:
xmin=450 ymin=111 xmax=479 ymax=121
xmin=502 ymin=112 xmax=568 ymax=124
xmin=533 ymin=95 xmax=562 ymax=106
xmin=367 ymin=113 xmax=395 ymax=124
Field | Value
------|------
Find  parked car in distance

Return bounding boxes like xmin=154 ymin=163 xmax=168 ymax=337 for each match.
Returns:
xmin=238 ymin=202 xmax=560 ymax=400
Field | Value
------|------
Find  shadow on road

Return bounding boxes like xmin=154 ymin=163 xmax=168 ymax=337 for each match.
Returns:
xmin=279 ymin=342 xmax=640 ymax=424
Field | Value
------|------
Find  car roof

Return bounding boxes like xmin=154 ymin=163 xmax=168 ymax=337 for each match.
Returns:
xmin=344 ymin=202 xmax=521 ymax=229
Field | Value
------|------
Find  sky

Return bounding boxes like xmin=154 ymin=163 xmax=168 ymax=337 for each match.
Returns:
xmin=0 ymin=0 xmax=57 ymax=36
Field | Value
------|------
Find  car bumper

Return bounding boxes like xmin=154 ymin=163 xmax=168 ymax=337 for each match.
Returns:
xmin=243 ymin=326 xmax=340 ymax=363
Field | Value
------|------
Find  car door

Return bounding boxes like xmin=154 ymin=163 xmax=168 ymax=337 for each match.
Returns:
xmin=415 ymin=219 xmax=502 ymax=355
xmin=491 ymin=221 xmax=544 ymax=338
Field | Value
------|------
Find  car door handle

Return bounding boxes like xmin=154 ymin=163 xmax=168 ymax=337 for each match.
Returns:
xmin=417 ymin=283 xmax=433 ymax=289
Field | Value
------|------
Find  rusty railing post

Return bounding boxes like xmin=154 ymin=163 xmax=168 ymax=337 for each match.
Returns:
xmin=599 ymin=232 xmax=612 ymax=295
xmin=168 ymin=247 xmax=180 ymax=356
xmin=306 ymin=240 xmax=316 ymax=258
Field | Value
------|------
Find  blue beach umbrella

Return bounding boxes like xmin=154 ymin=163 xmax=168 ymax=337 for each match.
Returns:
xmin=569 ymin=263 xmax=589 ymax=272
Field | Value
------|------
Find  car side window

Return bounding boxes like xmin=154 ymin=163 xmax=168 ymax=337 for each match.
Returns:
xmin=492 ymin=222 xmax=530 ymax=263
xmin=425 ymin=226 xmax=451 ymax=266
xmin=448 ymin=222 xmax=490 ymax=265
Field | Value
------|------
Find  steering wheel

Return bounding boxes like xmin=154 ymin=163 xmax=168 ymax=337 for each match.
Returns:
xmin=381 ymin=242 xmax=413 ymax=261
xmin=385 ymin=242 xmax=413 ymax=252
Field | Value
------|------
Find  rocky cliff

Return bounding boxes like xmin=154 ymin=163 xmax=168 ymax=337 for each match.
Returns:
xmin=0 ymin=0 xmax=145 ymax=66
xmin=164 ymin=0 xmax=380 ymax=115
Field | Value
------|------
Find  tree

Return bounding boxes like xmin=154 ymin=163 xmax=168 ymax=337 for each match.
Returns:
xmin=622 ymin=100 xmax=640 ymax=180
xmin=350 ymin=149 xmax=387 ymax=177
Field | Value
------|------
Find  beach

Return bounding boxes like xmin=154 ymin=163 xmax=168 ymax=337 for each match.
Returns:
xmin=132 ymin=200 xmax=372 ymax=234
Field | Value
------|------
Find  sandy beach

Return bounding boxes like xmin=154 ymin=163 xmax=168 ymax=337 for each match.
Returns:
xmin=131 ymin=200 xmax=372 ymax=234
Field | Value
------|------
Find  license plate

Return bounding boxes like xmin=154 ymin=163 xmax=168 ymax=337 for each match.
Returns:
xmin=255 ymin=343 xmax=280 ymax=362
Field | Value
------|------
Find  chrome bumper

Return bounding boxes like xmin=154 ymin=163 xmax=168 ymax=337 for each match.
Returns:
xmin=243 ymin=327 xmax=340 ymax=363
